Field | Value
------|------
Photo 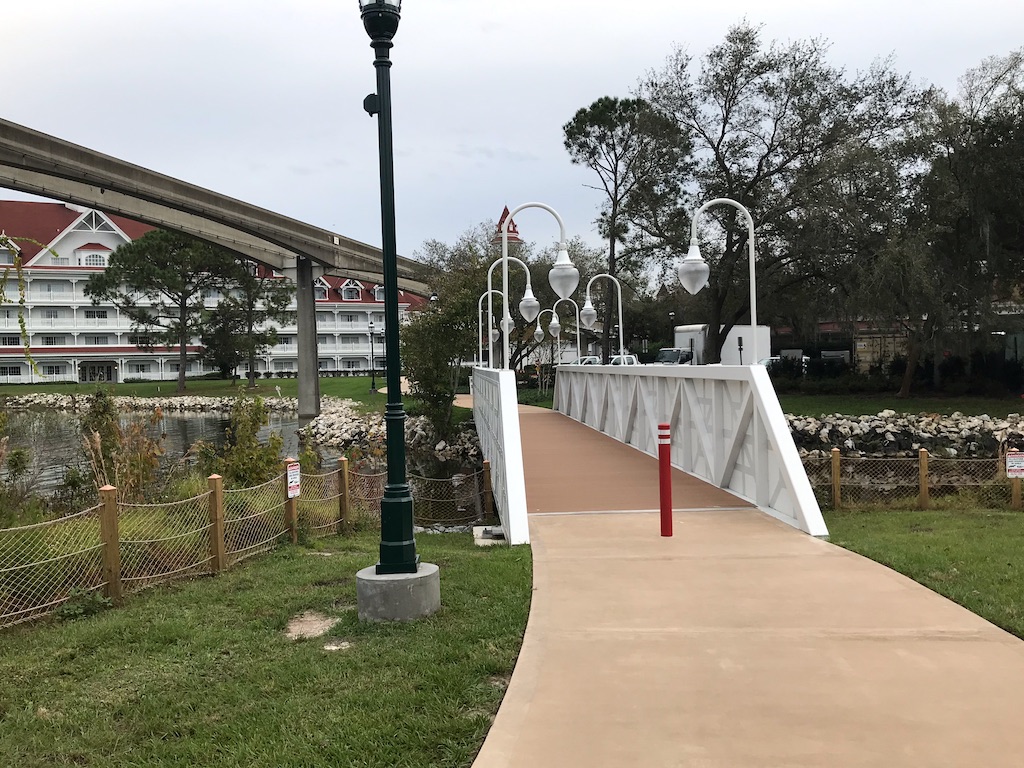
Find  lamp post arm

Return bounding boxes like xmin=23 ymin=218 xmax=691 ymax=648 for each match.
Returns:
xmin=478 ymin=289 xmax=503 ymax=367
xmin=553 ymin=298 xmax=581 ymax=362
xmin=584 ymin=273 xmax=625 ymax=358
xmin=688 ymin=198 xmax=758 ymax=363
xmin=502 ymin=202 xmax=569 ymax=370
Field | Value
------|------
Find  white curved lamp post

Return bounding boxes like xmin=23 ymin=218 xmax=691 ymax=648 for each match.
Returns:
xmin=485 ymin=255 xmax=540 ymax=370
xmin=680 ymin=197 xmax=759 ymax=364
xmin=478 ymin=289 xmax=503 ymax=367
xmin=553 ymin=297 xmax=582 ymax=362
xmin=499 ymin=203 xmax=579 ymax=370
xmin=579 ymin=273 xmax=625 ymax=359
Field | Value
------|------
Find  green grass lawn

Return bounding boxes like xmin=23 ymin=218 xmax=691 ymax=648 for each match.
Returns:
xmin=825 ymin=507 xmax=1024 ymax=639
xmin=0 ymin=531 xmax=532 ymax=768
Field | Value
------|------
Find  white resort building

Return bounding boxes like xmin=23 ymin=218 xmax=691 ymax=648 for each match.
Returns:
xmin=0 ymin=200 xmax=426 ymax=384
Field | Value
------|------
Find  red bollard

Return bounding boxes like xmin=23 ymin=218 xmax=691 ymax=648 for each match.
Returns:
xmin=658 ymin=422 xmax=672 ymax=537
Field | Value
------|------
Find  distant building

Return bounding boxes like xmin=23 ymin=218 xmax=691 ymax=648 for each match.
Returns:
xmin=0 ymin=200 xmax=426 ymax=383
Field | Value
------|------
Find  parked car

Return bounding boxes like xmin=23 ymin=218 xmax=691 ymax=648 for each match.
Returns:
xmin=758 ymin=355 xmax=809 ymax=373
xmin=610 ymin=354 xmax=640 ymax=366
xmin=565 ymin=356 xmax=601 ymax=365
xmin=652 ymin=348 xmax=693 ymax=364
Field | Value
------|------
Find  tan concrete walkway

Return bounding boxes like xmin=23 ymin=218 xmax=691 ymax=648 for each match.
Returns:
xmin=472 ymin=407 xmax=1024 ymax=767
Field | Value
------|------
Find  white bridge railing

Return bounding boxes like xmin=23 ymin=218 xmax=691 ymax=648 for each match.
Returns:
xmin=553 ymin=365 xmax=828 ymax=537
xmin=471 ymin=368 xmax=529 ymax=544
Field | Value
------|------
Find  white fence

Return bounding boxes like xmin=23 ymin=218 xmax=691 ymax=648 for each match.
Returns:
xmin=553 ymin=364 xmax=828 ymax=537
xmin=471 ymin=368 xmax=529 ymax=545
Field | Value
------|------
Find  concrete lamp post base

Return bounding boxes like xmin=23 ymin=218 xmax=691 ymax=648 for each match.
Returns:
xmin=356 ymin=563 xmax=441 ymax=622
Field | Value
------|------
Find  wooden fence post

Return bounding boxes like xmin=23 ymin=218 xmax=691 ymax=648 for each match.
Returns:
xmin=830 ymin=448 xmax=841 ymax=510
xmin=99 ymin=485 xmax=122 ymax=604
xmin=208 ymin=474 xmax=225 ymax=573
xmin=282 ymin=458 xmax=298 ymax=545
xmin=482 ymin=459 xmax=495 ymax=521
xmin=1013 ymin=477 xmax=1022 ymax=511
xmin=338 ymin=456 xmax=352 ymax=534
xmin=918 ymin=448 xmax=930 ymax=510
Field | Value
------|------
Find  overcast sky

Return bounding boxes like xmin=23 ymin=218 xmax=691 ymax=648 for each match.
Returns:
xmin=5 ymin=1 xmax=1021 ymax=259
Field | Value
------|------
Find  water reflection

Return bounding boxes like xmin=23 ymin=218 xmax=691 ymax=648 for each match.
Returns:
xmin=2 ymin=410 xmax=473 ymax=492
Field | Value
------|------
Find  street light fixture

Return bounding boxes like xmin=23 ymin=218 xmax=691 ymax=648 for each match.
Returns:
xmin=553 ymin=297 xmax=582 ymax=362
xmin=358 ymin=0 xmax=417 ymax=575
xmin=478 ymin=289 xmax=503 ymax=367
xmin=486 ymin=255 xmax=541 ymax=369
xmin=499 ymin=203 xmax=579 ymax=370
xmin=579 ymin=273 xmax=625 ymax=359
xmin=678 ymin=197 xmax=760 ymax=364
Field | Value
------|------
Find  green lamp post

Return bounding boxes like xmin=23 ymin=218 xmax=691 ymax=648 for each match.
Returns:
xmin=359 ymin=0 xmax=417 ymax=574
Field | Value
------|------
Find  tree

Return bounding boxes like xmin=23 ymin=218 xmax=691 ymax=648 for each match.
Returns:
xmin=635 ymin=22 xmax=928 ymax=362
xmin=563 ymin=97 xmax=687 ymax=360
xmin=85 ymin=231 xmax=238 ymax=392
xmin=202 ymin=260 xmax=294 ymax=387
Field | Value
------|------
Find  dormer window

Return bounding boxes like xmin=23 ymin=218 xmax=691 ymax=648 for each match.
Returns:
xmin=84 ymin=253 xmax=106 ymax=267
xmin=314 ymin=285 xmax=328 ymax=301
xmin=373 ymin=286 xmax=386 ymax=302
xmin=342 ymin=284 xmax=361 ymax=301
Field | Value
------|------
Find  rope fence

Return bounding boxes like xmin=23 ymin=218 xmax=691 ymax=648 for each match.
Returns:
xmin=1 ymin=457 xmax=495 ymax=629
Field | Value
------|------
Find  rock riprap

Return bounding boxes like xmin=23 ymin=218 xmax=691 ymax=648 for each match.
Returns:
xmin=0 ymin=393 xmax=299 ymax=413
xmin=789 ymin=409 xmax=1024 ymax=458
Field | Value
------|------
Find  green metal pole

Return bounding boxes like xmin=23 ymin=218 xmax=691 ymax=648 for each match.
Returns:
xmin=369 ymin=36 xmax=418 ymax=574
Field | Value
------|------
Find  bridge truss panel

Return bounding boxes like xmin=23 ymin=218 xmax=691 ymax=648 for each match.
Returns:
xmin=554 ymin=365 xmax=828 ymax=537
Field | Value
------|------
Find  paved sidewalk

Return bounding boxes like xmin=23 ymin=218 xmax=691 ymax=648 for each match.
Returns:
xmin=472 ymin=408 xmax=1024 ymax=767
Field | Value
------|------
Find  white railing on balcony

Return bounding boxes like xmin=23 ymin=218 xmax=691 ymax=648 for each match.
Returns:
xmin=472 ymin=368 xmax=529 ymax=545
xmin=553 ymin=365 xmax=828 ymax=537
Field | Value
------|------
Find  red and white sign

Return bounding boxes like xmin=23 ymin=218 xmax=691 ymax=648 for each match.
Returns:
xmin=1007 ymin=451 xmax=1024 ymax=479
xmin=286 ymin=462 xmax=301 ymax=498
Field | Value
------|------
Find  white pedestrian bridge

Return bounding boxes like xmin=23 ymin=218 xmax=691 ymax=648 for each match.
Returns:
xmin=472 ymin=363 xmax=828 ymax=544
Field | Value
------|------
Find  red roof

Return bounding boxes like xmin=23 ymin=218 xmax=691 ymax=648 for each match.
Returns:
xmin=0 ymin=201 xmax=80 ymax=259
xmin=0 ymin=201 xmax=155 ymax=259
xmin=78 ymin=242 xmax=111 ymax=252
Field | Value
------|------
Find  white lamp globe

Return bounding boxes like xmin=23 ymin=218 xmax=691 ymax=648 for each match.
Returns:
xmin=548 ymin=246 xmax=580 ymax=300
xmin=677 ymin=243 xmax=710 ymax=295
xmin=580 ymin=298 xmax=598 ymax=330
xmin=519 ymin=286 xmax=541 ymax=323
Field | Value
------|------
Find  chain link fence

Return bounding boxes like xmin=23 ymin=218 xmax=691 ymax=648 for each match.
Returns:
xmin=806 ymin=451 xmax=1021 ymax=510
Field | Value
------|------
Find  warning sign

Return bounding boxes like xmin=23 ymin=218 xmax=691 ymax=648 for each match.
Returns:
xmin=286 ymin=462 xmax=301 ymax=498
xmin=1007 ymin=452 xmax=1024 ymax=479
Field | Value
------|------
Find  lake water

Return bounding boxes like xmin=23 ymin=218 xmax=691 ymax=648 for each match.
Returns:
xmin=2 ymin=409 xmax=474 ymax=492
xmin=2 ymin=410 xmax=320 ymax=492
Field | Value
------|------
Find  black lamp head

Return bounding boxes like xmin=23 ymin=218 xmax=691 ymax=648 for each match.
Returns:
xmin=359 ymin=0 xmax=401 ymax=41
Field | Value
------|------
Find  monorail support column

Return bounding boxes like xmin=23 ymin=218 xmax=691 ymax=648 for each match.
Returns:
xmin=296 ymin=255 xmax=321 ymax=419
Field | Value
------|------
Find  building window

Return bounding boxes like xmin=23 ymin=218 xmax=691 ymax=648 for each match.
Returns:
xmin=52 ymin=257 xmax=70 ymax=266
xmin=314 ymin=286 xmax=328 ymax=300
xmin=84 ymin=309 xmax=108 ymax=319
xmin=127 ymin=334 xmax=152 ymax=346
xmin=1 ymin=336 xmax=20 ymax=346
xmin=341 ymin=314 xmax=356 ymax=324
xmin=44 ymin=309 xmax=61 ymax=320
xmin=278 ymin=336 xmax=295 ymax=346
xmin=374 ymin=286 xmax=385 ymax=302
xmin=344 ymin=360 xmax=361 ymax=370
xmin=83 ymin=254 xmax=106 ymax=267
xmin=342 ymin=285 xmax=360 ymax=301
xmin=85 ymin=335 xmax=109 ymax=345
xmin=41 ymin=336 xmax=66 ymax=346
xmin=316 ymin=312 xmax=333 ymax=323
xmin=0 ymin=366 xmax=22 ymax=376
xmin=44 ymin=365 xmax=65 ymax=377
xmin=0 ymin=252 xmax=14 ymax=266
xmin=317 ymin=335 xmax=331 ymax=344
xmin=128 ymin=363 xmax=151 ymax=374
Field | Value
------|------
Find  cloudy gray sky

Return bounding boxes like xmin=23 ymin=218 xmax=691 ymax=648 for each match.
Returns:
xmin=5 ymin=1 xmax=1021 ymax=259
